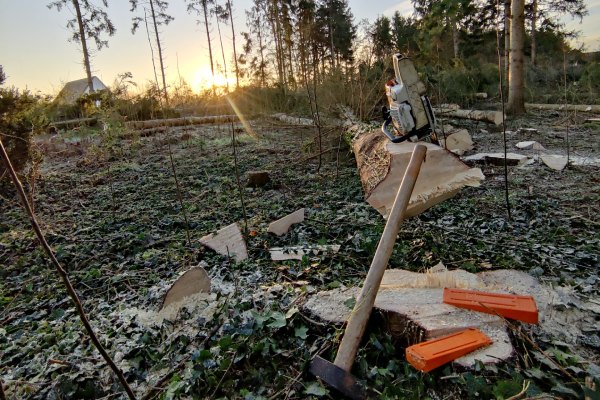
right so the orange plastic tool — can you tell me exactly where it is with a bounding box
[443,288,539,324]
[406,328,492,372]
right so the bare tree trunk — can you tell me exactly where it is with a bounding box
[202,0,216,95]
[452,18,460,59]
[507,0,526,115]
[227,0,240,90]
[504,0,511,83]
[215,10,230,93]
[531,0,537,66]
[149,0,169,104]
[257,21,266,87]
[72,0,94,94]
[144,9,162,109]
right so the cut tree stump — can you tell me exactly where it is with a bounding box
[353,129,484,218]
[162,267,211,310]
[200,223,248,262]
[303,268,600,368]
[125,115,238,130]
[433,108,504,125]
[246,171,271,187]
[267,208,305,236]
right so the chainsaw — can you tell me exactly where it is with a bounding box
[382,54,439,144]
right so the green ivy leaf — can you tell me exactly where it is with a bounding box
[295,325,308,339]
[304,381,329,396]
[267,312,286,329]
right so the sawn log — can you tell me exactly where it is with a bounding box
[125,115,239,130]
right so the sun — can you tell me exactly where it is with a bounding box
[192,66,236,93]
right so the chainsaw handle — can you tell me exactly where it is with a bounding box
[382,117,407,143]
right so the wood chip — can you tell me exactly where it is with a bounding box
[541,155,568,171]
[516,141,545,150]
[200,223,248,262]
[267,208,305,236]
[463,152,529,166]
[162,267,211,310]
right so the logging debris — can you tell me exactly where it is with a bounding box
[269,245,341,261]
[200,223,248,262]
[541,155,568,171]
[161,267,211,310]
[267,208,305,236]
[516,141,545,150]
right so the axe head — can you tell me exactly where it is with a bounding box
[309,356,367,400]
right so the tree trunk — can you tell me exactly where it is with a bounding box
[227,0,240,90]
[504,0,511,83]
[144,9,162,107]
[531,0,537,66]
[215,11,230,93]
[149,0,169,105]
[202,0,216,95]
[125,115,238,130]
[507,0,526,115]
[72,0,94,94]
[452,18,460,60]
[433,108,505,125]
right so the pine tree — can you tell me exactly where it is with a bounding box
[371,16,393,61]
[48,0,115,94]
[187,0,217,95]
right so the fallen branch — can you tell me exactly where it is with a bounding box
[125,115,239,130]
[0,138,136,400]
[49,117,98,132]
[433,108,504,125]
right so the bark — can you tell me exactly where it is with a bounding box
[72,0,94,94]
[507,0,526,115]
[433,108,505,125]
[125,115,238,130]
[149,0,169,104]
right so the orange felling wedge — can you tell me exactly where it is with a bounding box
[406,328,493,372]
[443,288,539,324]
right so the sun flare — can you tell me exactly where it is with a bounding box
[192,66,236,93]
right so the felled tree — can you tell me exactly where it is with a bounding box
[48,0,115,94]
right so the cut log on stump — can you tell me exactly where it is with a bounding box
[353,129,484,218]
[433,108,504,125]
[125,115,239,130]
[200,223,248,262]
[162,267,211,310]
[268,208,305,236]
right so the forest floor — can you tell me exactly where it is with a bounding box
[1,110,599,399]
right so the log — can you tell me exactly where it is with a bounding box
[526,103,600,113]
[49,117,98,132]
[269,244,340,261]
[125,115,239,130]
[433,108,504,125]
[463,152,530,166]
[353,129,484,218]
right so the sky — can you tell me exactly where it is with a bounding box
[0,0,598,95]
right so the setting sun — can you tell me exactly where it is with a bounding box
[191,66,236,93]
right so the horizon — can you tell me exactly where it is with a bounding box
[1,0,598,96]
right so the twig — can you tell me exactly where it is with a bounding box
[167,142,192,247]
[0,138,136,400]
[230,122,248,235]
[506,379,530,400]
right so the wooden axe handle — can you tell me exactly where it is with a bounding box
[334,144,427,371]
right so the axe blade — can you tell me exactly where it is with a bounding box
[309,356,367,400]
